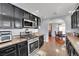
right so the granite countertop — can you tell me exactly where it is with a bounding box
[67,34,79,55]
[0,37,27,48]
[0,32,44,48]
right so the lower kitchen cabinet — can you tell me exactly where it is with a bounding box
[39,35,44,48]
[66,37,79,56]
[17,41,28,56]
[0,41,28,56]
[0,44,17,56]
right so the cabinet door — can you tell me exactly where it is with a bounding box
[39,35,44,48]
[24,12,30,19]
[37,17,41,27]
[34,16,38,28]
[17,41,28,56]
[0,45,17,56]
[74,11,77,28]
[71,15,73,28]
[32,15,35,21]
[77,10,79,27]
[14,7,24,19]
[14,18,23,28]
[19,46,28,56]
[29,14,33,21]
[1,3,14,17]
[1,15,12,28]
[0,3,2,14]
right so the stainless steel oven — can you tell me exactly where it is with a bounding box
[28,37,39,56]
[0,31,12,43]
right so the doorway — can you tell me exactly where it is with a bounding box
[48,19,66,43]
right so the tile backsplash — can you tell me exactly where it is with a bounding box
[0,28,39,36]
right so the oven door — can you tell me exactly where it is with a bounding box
[29,41,38,53]
[28,38,39,56]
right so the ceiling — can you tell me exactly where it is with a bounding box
[12,3,78,19]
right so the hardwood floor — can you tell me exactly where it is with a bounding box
[39,36,68,56]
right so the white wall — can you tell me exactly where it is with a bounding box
[38,19,49,42]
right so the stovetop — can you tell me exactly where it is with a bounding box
[26,34,38,40]
[20,32,38,40]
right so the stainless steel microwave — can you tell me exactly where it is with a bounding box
[0,31,12,43]
[23,19,37,28]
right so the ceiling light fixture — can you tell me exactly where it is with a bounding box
[35,10,39,13]
[68,10,75,14]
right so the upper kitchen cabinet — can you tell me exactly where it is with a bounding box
[0,3,13,28]
[14,7,24,19]
[77,7,79,28]
[71,11,77,29]
[0,3,2,14]
[1,3,14,17]
[1,15,12,29]
[71,11,77,28]
[14,7,24,28]
[71,6,79,29]
[14,18,23,29]
[37,17,41,27]
[24,11,30,19]
[29,14,35,21]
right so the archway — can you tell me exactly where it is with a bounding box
[48,19,65,43]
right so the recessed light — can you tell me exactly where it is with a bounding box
[35,10,39,13]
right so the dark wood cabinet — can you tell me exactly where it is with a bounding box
[0,45,17,56]
[37,17,41,28]
[71,6,79,29]
[14,18,23,28]
[0,3,13,28]
[71,11,77,28]
[17,41,28,56]
[77,9,79,28]
[29,14,33,21]
[14,7,24,19]
[66,37,79,56]
[1,15,12,28]
[14,7,24,28]
[1,3,14,17]
[39,35,44,48]
[0,3,41,29]
[0,41,28,56]
[24,11,30,19]
[0,3,2,14]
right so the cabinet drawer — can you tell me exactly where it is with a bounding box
[18,41,27,48]
[0,45,16,56]
[5,50,17,56]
